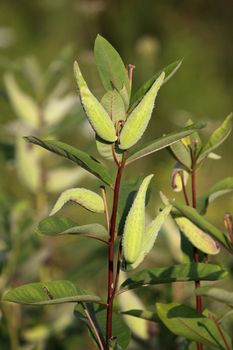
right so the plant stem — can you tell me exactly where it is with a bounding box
[179,170,190,206]
[101,186,110,232]
[106,154,126,348]
[80,302,105,350]
[190,146,203,350]
[209,314,231,350]
[224,213,233,245]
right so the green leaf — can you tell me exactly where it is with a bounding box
[156,303,232,349]
[196,287,233,307]
[196,177,233,214]
[197,113,233,162]
[96,135,123,162]
[120,263,227,291]
[94,35,130,102]
[172,201,233,254]
[3,280,102,305]
[126,123,204,165]
[36,216,108,240]
[24,136,113,186]
[169,140,191,169]
[120,309,158,322]
[130,58,183,109]
[101,90,126,122]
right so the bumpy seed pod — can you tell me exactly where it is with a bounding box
[175,217,220,255]
[73,61,117,143]
[126,204,172,270]
[50,188,104,215]
[119,72,165,150]
[122,174,154,264]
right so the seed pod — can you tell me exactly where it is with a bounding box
[73,61,117,143]
[119,72,165,150]
[175,216,220,255]
[50,188,104,215]
[170,163,189,192]
[126,204,172,270]
[122,174,154,264]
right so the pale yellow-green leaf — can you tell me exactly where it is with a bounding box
[127,205,172,269]
[73,61,117,142]
[4,73,39,128]
[119,72,165,150]
[162,215,182,263]
[122,174,154,264]
[44,94,77,126]
[207,152,221,160]
[50,188,104,215]
[175,217,220,255]
[16,137,41,192]
[117,272,149,340]
[46,167,88,193]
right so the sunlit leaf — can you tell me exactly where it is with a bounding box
[120,309,158,322]
[120,263,227,291]
[24,136,113,186]
[3,280,102,305]
[94,35,130,102]
[44,94,77,126]
[130,59,183,109]
[36,216,108,241]
[196,177,233,214]
[197,113,233,162]
[156,303,232,349]
[126,122,204,165]
[46,167,87,193]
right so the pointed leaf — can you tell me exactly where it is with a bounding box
[175,217,220,255]
[130,59,183,108]
[94,35,130,99]
[172,201,233,254]
[156,303,232,349]
[36,216,108,240]
[120,263,227,291]
[3,280,102,305]
[126,123,205,165]
[196,287,233,308]
[49,188,104,215]
[196,177,233,214]
[169,140,191,169]
[46,167,87,193]
[197,113,233,162]
[101,90,126,122]
[24,136,113,186]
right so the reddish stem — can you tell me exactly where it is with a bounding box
[209,314,231,350]
[179,170,190,206]
[106,154,126,348]
[224,213,233,245]
[190,145,203,350]
[127,64,136,90]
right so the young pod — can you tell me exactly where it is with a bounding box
[73,61,117,143]
[50,188,105,215]
[119,72,165,150]
[122,174,154,264]
[175,217,220,255]
[126,204,172,270]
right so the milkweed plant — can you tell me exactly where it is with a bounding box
[2,35,233,350]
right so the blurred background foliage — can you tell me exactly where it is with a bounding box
[0,0,232,349]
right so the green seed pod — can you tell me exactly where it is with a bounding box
[119,72,165,150]
[175,217,220,255]
[50,188,104,215]
[122,174,154,264]
[126,204,172,270]
[73,61,117,143]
